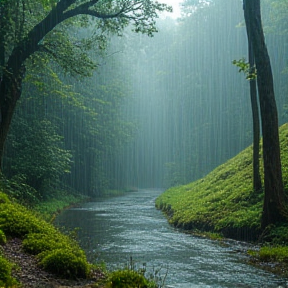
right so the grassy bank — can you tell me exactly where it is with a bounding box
[0,191,95,285]
[156,124,288,255]
[0,190,161,287]
[33,192,88,221]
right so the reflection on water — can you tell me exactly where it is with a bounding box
[55,189,288,288]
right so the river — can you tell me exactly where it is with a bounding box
[55,189,288,287]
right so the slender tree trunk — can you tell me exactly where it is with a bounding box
[243,3,262,193]
[249,50,262,194]
[244,0,285,229]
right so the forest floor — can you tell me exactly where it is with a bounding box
[2,238,105,288]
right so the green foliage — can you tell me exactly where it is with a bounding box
[102,257,165,288]
[4,117,72,199]
[0,200,50,237]
[39,249,90,278]
[260,224,288,245]
[156,123,288,237]
[163,162,185,188]
[0,174,40,207]
[41,29,99,77]
[250,246,288,264]
[263,0,288,36]
[105,269,152,288]
[22,233,72,255]
[0,192,92,279]
[0,229,6,245]
[0,255,18,288]
[34,193,87,221]
[232,58,257,80]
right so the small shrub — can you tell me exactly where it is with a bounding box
[0,203,50,237]
[258,246,288,263]
[0,174,40,206]
[105,269,151,288]
[0,229,6,245]
[0,255,18,287]
[39,249,90,278]
[22,233,69,255]
[267,224,288,245]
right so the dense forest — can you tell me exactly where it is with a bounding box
[1,0,288,287]
[1,0,287,200]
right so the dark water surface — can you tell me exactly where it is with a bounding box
[55,189,287,287]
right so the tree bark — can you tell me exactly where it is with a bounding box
[0,71,24,167]
[243,0,285,229]
[243,3,262,194]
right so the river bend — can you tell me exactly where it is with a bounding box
[55,189,288,287]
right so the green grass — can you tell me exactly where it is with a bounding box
[0,192,93,280]
[33,192,88,221]
[156,123,288,240]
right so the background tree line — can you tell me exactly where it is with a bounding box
[116,0,288,189]
[0,0,287,205]
[0,0,170,201]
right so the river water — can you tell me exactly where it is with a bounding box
[55,189,288,287]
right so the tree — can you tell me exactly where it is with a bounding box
[243,5,262,194]
[243,0,285,229]
[0,0,171,169]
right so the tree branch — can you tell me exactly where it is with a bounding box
[6,0,170,76]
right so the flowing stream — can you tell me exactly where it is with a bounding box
[55,189,288,287]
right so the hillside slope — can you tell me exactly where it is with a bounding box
[156,123,288,241]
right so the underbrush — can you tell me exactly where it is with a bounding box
[0,192,92,280]
[33,192,87,221]
[250,246,288,263]
[102,257,167,288]
[105,270,155,288]
[0,254,18,288]
[0,226,17,287]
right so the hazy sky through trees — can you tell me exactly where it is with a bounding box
[159,0,183,18]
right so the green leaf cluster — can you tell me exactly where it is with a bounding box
[232,58,257,80]
[0,255,18,288]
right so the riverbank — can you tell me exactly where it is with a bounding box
[0,191,103,287]
[2,238,105,288]
[155,124,288,271]
[0,190,160,288]
[55,189,288,286]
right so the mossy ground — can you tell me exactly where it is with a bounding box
[156,123,288,268]
[0,192,95,284]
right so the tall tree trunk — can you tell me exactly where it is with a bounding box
[244,0,285,229]
[243,3,262,194]
[0,71,24,168]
